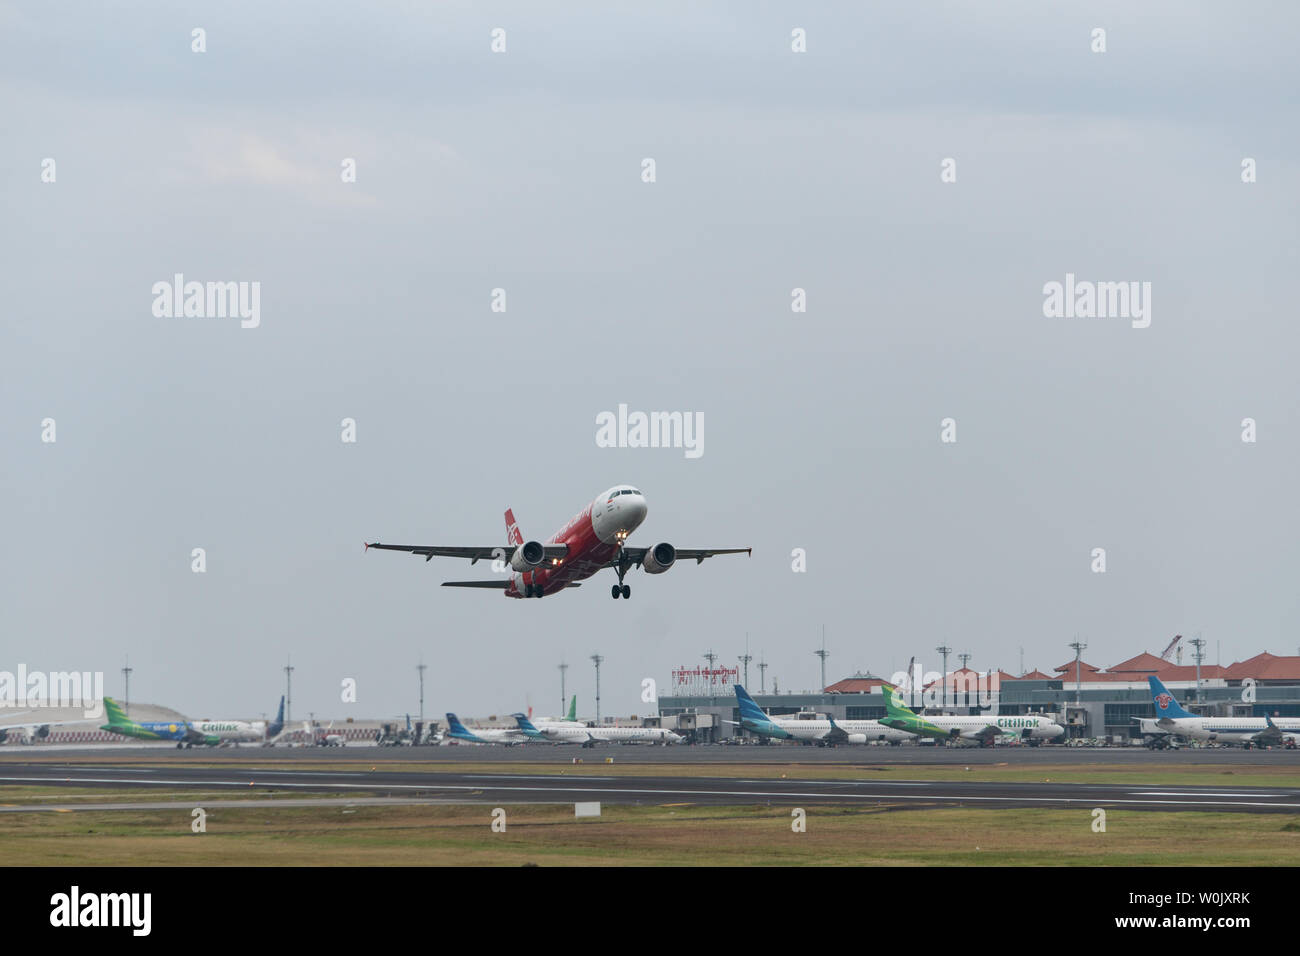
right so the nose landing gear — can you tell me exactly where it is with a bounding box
[610,551,633,599]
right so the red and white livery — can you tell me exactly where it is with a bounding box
[366,484,750,599]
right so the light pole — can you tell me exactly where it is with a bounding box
[814,632,830,692]
[758,658,767,694]
[559,661,568,716]
[591,654,604,725]
[739,634,752,688]
[1068,640,1087,707]
[703,650,717,696]
[284,657,294,726]
[935,645,951,710]
[121,657,133,718]
[1190,635,1206,705]
[417,660,427,722]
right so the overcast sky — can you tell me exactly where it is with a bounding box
[3,3,1298,721]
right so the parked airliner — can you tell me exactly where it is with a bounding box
[445,713,526,745]
[513,713,681,746]
[1143,676,1299,749]
[732,685,914,745]
[366,485,750,599]
[880,683,1064,745]
[191,696,285,745]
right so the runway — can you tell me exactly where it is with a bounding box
[4,742,1298,765]
[2,759,1298,813]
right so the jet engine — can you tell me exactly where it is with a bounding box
[509,540,546,571]
[642,543,676,574]
[845,734,867,744]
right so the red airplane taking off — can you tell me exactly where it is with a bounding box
[365,484,750,599]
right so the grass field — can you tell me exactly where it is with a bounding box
[2,798,1298,866]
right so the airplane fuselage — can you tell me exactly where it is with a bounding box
[749,717,911,745]
[505,487,646,599]
[543,725,681,745]
[922,714,1065,742]
[191,720,265,743]
[1152,716,1300,747]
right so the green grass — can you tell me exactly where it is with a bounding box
[1,800,1297,866]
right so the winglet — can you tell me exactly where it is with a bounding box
[364,541,371,552]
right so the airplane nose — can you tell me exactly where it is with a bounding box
[627,496,647,524]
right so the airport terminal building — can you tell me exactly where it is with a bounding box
[657,650,1300,743]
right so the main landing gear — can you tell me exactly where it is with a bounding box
[610,583,631,599]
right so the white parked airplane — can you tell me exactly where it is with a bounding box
[733,685,913,745]
[191,696,286,745]
[0,709,107,745]
[445,713,526,745]
[880,684,1065,745]
[1143,677,1300,749]
[513,714,680,747]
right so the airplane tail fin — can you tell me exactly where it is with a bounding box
[880,682,916,718]
[103,697,130,726]
[567,695,577,721]
[1148,676,1195,719]
[513,713,540,733]
[504,509,524,547]
[269,695,286,736]
[446,712,471,736]
[733,685,769,723]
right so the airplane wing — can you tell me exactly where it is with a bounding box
[823,719,848,744]
[181,724,215,745]
[1251,717,1287,746]
[0,714,105,734]
[970,724,1004,742]
[441,581,581,589]
[1132,717,1170,736]
[622,547,751,565]
[365,543,568,564]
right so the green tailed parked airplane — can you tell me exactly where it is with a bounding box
[100,697,220,749]
[881,682,1064,745]
[879,683,951,741]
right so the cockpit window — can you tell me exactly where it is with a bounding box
[630,489,641,495]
